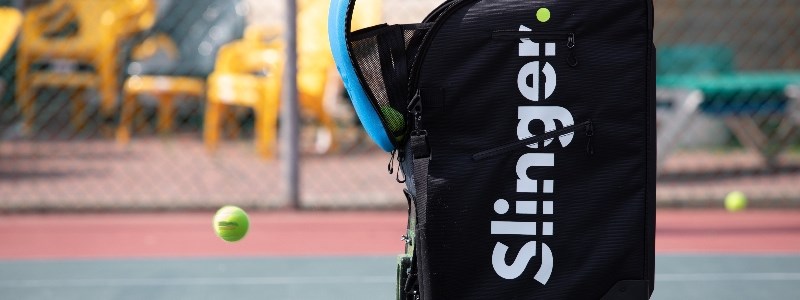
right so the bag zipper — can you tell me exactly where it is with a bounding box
[472,120,593,161]
[405,0,589,159]
[492,30,578,67]
[408,0,476,100]
[491,30,571,39]
[423,0,460,22]
[387,90,423,182]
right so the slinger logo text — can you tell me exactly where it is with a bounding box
[491,23,575,285]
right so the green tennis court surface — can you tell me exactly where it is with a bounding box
[1,255,798,299]
[1,210,798,299]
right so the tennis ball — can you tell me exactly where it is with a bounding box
[536,8,551,23]
[724,191,747,212]
[213,205,250,242]
[380,105,405,135]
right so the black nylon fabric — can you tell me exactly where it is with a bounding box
[410,132,433,299]
[404,0,655,299]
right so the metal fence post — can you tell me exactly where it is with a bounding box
[281,0,300,209]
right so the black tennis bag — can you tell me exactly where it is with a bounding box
[331,0,656,299]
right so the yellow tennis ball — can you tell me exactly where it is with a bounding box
[724,191,747,212]
[536,8,551,23]
[380,105,405,140]
[213,205,250,242]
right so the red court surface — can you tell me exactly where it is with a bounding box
[1,209,799,260]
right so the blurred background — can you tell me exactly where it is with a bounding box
[0,0,800,300]
[0,0,798,211]
[0,0,799,299]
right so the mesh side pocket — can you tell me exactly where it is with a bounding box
[348,23,431,146]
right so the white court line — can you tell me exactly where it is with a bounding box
[657,273,800,282]
[3,273,799,288]
[0,276,395,288]
[0,273,800,288]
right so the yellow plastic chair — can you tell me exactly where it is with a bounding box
[0,7,21,58]
[15,0,156,134]
[114,32,207,143]
[201,0,381,156]
[115,0,247,144]
[0,7,21,101]
[204,26,284,158]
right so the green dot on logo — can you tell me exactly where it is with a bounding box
[537,8,551,23]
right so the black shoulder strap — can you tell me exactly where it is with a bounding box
[409,131,431,299]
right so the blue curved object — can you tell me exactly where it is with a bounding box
[328,0,394,152]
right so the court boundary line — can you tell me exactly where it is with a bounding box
[657,273,800,282]
[0,276,396,288]
[3,272,800,288]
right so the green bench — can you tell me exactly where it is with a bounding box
[656,45,800,169]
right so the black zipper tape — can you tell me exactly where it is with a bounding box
[408,0,475,97]
[472,120,592,161]
[492,31,578,67]
[491,30,572,40]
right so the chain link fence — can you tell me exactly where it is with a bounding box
[0,0,798,212]
[654,0,800,207]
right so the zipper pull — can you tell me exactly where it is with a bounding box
[396,162,406,183]
[395,148,406,183]
[388,148,408,183]
[407,90,424,135]
[585,120,594,156]
[567,33,578,67]
[388,149,396,174]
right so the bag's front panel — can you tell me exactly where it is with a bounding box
[416,0,653,298]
